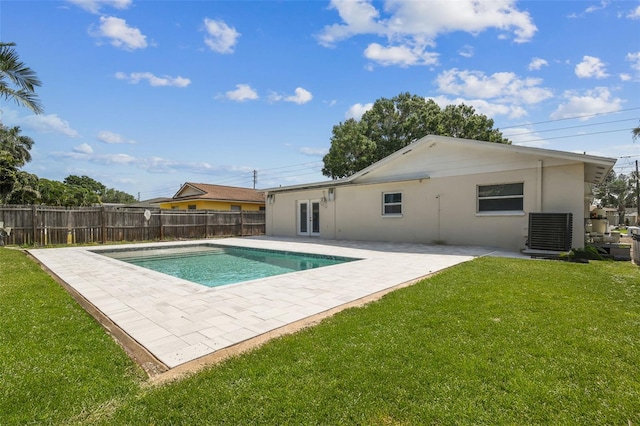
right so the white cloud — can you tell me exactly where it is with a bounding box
[626,51,640,78]
[345,102,374,120]
[91,16,147,50]
[268,87,313,104]
[267,91,283,103]
[115,72,191,87]
[458,45,474,58]
[627,5,640,19]
[316,0,384,47]
[569,0,609,18]
[224,84,258,102]
[364,43,438,67]
[202,18,240,54]
[585,0,609,14]
[95,153,137,165]
[620,73,632,81]
[299,147,327,156]
[97,130,136,144]
[575,55,609,79]
[528,57,548,71]
[435,68,553,105]
[50,148,256,177]
[504,127,550,148]
[429,95,527,119]
[67,0,131,14]
[140,156,252,175]
[550,87,623,121]
[53,151,136,165]
[317,0,537,67]
[73,143,93,154]
[285,87,313,104]
[22,114,80,137]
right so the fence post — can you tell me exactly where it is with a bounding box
[205,210,210,238]
[159,210,164,240]
[239,211,244,237]
[32,205,38,246]
[101,206,107,244]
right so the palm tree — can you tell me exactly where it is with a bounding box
[0,123,33,167]
[0,42,43,114]
[0,123,35,204]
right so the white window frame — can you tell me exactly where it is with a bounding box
[477,183,524,215]
[382,191,403,217]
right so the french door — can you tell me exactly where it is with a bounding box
[297,200,320,236]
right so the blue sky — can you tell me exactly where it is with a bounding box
[2,0,639,200]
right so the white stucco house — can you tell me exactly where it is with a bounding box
[264,135,617,252]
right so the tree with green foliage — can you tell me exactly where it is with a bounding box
[322,92,510,179]
[594,170,637,225]
[3,170,39,204]
[0,124,33,166]
[37,178,68,206]
[102,187,137,204]
[0,41,42,203]
[0,124,35,204]
[61,175,136,205]
[0,42,43,114]
[63,175,106,198]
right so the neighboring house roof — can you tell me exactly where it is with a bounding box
[169,182,265,204]
[266,135,617,193]
[128,197,171,208]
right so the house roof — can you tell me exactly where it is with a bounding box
[170,182,265,204]
[265,134,617,193]
[128,197,171,208]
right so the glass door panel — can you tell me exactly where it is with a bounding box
[298,201,308,235]
[311,201,320,235]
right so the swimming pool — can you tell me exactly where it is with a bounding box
[97,244,359,287]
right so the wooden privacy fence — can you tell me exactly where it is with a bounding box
[0,205,265,246]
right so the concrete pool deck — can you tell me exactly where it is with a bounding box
[28,237,528,380]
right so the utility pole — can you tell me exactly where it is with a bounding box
[253,170,257,189]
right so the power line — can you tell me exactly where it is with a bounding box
[503,118,638,138]
[514,127,635,145]
[257,160,323,172]
[137,161,326,198]
[499,106,640,130]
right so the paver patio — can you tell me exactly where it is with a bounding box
[28,236,525,377]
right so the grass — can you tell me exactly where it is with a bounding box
[1,247,639,425]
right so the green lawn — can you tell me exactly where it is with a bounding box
[1,247,639,425]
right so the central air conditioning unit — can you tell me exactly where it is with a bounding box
[527,212,573,251]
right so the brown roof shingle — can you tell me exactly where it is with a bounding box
[173,182,265,203]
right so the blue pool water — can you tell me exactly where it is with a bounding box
[99,245,358,287]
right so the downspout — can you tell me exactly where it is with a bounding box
[536,160,542,212]
[333,192,337,239]
[436,194,441,243]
